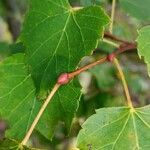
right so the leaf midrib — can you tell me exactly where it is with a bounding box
[40,11,72,85]
[79,112,129,146]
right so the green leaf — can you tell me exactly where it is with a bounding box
[0,54,80,141]
[137,26,150,76]
[0,54,41,141]
[36,82,81,139]
[77,106,150,149]
[0,139,34,150]
[0,42,25,60]
[9,42,26,55]
[21,0,109,139]
[21,0,109,96]
[119,0,150,21]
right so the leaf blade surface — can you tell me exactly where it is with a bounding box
[77,106,150,150]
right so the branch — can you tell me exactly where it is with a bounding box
[21,38,137,146]
[115,42,137,54]
[20,0,139,145]
[104,32,130,44]
[69,42,136,79]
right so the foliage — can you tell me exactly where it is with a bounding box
[77,106,150,149]
[0,0,150,149]
[0,54,40,141]
[0,139,33,150]
[21,0,109,140]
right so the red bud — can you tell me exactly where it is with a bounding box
[107,53,115,62]
[57,73,70,85]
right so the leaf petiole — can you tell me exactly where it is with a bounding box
[21,84,60,146]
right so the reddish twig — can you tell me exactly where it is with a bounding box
[115,42,137,55]
[22,31,137,146]
[104,32,130,44]
[57,42,137,84]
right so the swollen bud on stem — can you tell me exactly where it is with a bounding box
[57,73,70,85]
[107,53,116,62]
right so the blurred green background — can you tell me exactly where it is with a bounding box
[0,0,150,149]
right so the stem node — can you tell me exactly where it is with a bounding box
[107,53,116,62]
[57,73,70,85]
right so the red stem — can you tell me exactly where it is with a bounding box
[57,34,137,85]
[104,32,130,44]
